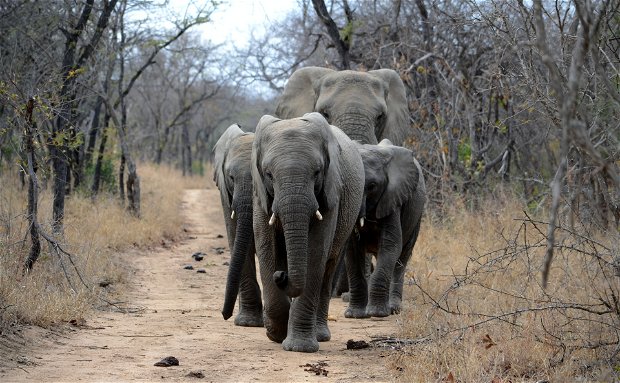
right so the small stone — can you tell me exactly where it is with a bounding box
[216,234,224,238]
[154,356,179,367]
[196,268,207,273]
[223,261,230,266]
[183,265,194,270]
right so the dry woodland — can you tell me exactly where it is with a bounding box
[0,0,619,382]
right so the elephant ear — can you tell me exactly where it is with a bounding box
[369,69,409,146]
[252,115,281,214]
[275,67,334,118]
[375,145,419,219]
[213,124,245,205]
[301,112,342,210]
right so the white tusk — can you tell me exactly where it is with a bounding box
[269,213,276,225]
[315,210,323,221]
[360,217,364,227]
[231,210,235,219]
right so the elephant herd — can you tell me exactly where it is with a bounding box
[213,67,426,353]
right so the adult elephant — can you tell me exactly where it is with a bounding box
[275,67,410,145]
[252,113,364,352]
[345,139,426,318]
[213,124,263,327]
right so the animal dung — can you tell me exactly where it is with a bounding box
[192,252,205,261]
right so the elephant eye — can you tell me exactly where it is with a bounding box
[320,110,330,120]
[376,112,386,123]
[265,170,273,180]
[368,182,377,190]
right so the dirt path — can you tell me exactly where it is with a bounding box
[2,189,399,382]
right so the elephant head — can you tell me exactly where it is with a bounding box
[213,124,256,320]
[358,139,420,222]
[275,67,409,145]
[252,113,342,298]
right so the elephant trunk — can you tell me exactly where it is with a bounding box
[275,190,317,298]
[222,190,253,320]
[333,111,378,144]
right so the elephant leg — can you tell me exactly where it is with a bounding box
[235,252,264,327]
[344,235,369,318]
[330,252,349,297]
[254,209,289,342]
[390,221,420,314]
[316,256,338,342]
[367,214,402,318]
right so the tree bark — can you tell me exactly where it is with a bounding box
[24,98,41,272]
[311,0,351,69]
[91,112,110,195]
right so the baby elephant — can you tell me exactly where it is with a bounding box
[213,124,263,327]
[345,139,426,318]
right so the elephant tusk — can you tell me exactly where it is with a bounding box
[360,217,364,227]
[230,210,235,220]
[269,213,276,225]
[315,210,323,221]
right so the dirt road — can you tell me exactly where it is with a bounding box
[2,189,399,382]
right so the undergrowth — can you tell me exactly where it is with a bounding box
[0,163,210,329]
[390,192,619,382]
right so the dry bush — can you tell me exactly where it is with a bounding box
[390,192,619,382]
[0,163,208,329]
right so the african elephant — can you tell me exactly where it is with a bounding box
[213,124,263,327]
[252,113,364,352]
[345,139,426,318]
[275,67,410,145]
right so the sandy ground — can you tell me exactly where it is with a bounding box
[0,189,401,382]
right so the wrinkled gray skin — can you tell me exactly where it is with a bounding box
[345,139,426,318]
[213,124,263,327]
[275,67,410,146]
[252,113,364,352]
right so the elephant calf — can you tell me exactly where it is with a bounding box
[213,124,263,327]
[252,113,364,352]
[345,139,426,318]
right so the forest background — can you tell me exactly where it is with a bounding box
[1,0,619,381]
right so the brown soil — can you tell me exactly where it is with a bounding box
[0,189,399,382]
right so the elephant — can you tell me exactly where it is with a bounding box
[275,66,410,146]
[213,124,263,327]
[344,139,426,318]
[252,112,364,352]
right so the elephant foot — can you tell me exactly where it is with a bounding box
[389,299,402,315]
[316,324,331,342]
[264,317,287,343]
[234,310,264,327]
[366,304,390,318]
[344,306,370,319]
[282,335,319,353]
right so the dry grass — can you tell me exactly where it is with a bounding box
[0,162,210,328]
[390,192,619,382]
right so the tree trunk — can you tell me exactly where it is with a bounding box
[311,0,351,69]
[24,98,41,272]
[91,113,110,195]
[84,95,104,170]
[119,154,126,204]
[182,123,192,176]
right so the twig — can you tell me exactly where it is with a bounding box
[118,334,172,338]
